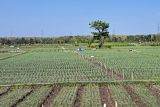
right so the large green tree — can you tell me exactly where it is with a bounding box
[89,20,110,48]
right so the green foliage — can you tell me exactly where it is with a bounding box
[17,86,52,107]
[149,42,160,46]
[0,46,160,106]
[81,84,102,106]
[89,20,109,34]
[0,48,110,85]
[110,85,136,106]
[105,45,112,48]
[139,42,160,46]
[82,46,160,80]
[0,88,30,107]
[90,43,97,48]
[52,86,77,106]
[0,34,160,46]
[104,42,134,46]
[89,20,110,48]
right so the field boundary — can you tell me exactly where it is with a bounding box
[0,51,28,60]
[0,80,160,87]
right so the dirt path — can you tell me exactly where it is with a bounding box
[148,84,160,97]
[123,85,148,107]
[0,87,12,98]
[10,89,34,107]
[99,85,115,107]
[77,53,149,107]
[38,85,62,107]
[104,65,149,107]
[72,85,85,107]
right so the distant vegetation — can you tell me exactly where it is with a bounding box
[0,34,160,47]
[0,46,160,106]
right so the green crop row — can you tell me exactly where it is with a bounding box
[82,46,160,80]
[0,84,160,107]
[0,49,110,85]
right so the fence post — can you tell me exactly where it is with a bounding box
[123,70,124,80]
[103,103,106,107]
[104,64,107,75]
[101,62,103,72]
[112,69,113,79]
[115,101,118,107]
[131,72,133,80]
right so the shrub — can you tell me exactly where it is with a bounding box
[105,45,111,48]
[90,44,97,48]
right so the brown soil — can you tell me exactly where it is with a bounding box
[78,53,149,107]
[38,85,62,107]
[99,85,115,107]
[103,64,149,107]
[0,87,12,98]
[148,84,160,97]
[72,85,85,107]
[10,89,34,107]
[123,85,149,107]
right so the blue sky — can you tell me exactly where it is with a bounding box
[0,0,160,37]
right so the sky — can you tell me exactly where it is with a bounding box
[0,0,160,37]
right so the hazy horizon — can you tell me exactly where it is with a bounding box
[0,0,160,37]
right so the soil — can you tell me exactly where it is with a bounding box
[10,89,34,107]
[77,53,149,107]
[148,84,160,97]
[38,85,62,107]
[0,87,12,98]
[123,84,149,107]
[72,85,85,107]
[99,85,115,107]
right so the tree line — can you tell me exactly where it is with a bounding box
[1,20,160,46]
[0,36,90,45]
[0,34,160,45]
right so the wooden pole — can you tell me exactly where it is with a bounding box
[131,72,133,80]
[123,70,124,80]
[115,101,118,107]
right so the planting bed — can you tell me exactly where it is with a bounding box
[0,46,160,106]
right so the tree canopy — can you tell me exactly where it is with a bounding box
[89,20,110,48]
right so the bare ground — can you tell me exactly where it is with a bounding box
[0,86,12,98]
[72,85,85,107]
[99,85,115,107]
[77,53,149,107]
[123,84,149,107]
[38,85,62,107]
[148,84,160,97]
